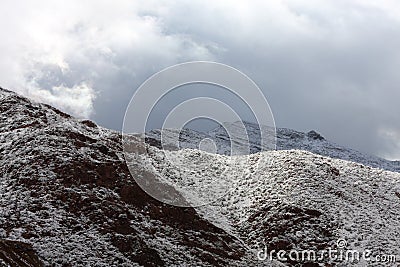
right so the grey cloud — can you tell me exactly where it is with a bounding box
[0,0,399,159]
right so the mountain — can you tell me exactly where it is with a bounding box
[146,122,400,173]
[1,87,399,266]
[142,140,400,266]
[0,87,254,266]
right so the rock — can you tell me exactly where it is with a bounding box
[0,239,43,267]
[306,130,325,141]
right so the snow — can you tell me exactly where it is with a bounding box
[143,124,400,265]
[1,87,399,266]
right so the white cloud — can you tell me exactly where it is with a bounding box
[27,83,96,118]
[0,0,399,159]
[0,0,216,118]
[378,128,400,160]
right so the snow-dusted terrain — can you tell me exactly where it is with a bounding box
[0,88,253,266]
[143,146,400,266]
[146,121,400,173]
[1,87,399,266]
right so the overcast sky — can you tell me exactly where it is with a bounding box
[0,0,399,160]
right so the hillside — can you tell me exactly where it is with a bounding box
[0,87,252,266]
[1,87,399,266]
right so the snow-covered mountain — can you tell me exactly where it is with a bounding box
[144,146,400,266]
[1,87,399,266]
[146,122,400,173]
[0,88,253,266]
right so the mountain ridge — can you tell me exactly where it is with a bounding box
[0,87,253,266]
[1,87,399,266]
[146,121,400,173]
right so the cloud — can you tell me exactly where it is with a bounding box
[27,82,95,119]
[0,0,399,159]
[0,0,216,117]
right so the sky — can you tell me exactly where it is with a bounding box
[0,0,399,160]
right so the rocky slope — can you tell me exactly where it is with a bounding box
[0,87,253,266]
[144,147,400,266]
[1,87,399,266]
